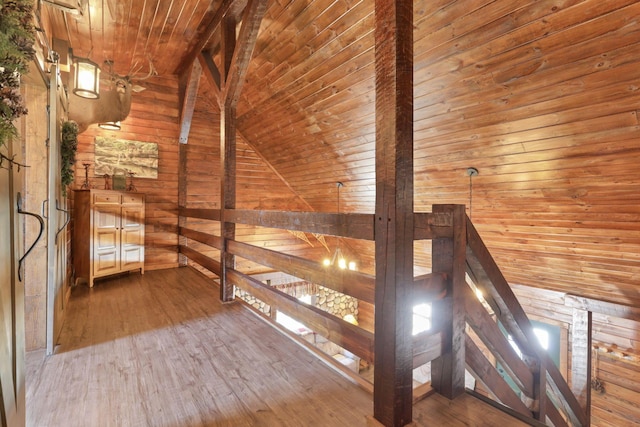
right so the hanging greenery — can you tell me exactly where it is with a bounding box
[61,120,78,195]
[0,0,36,147]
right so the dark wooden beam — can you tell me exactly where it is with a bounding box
[178,245,221,277]
[545,396,569,427]
[179,207,221,221]
[373,0,414,424]
[180,226,223,249]
[466,217,587,426]
[178,144,188,267]
[465,335,533,418]
[414,212,453,239]
[222,0,268,107]
[220,16,236,85]
[413,272,447,303]
[431,205,467,399]
[198,52,221,97]
[228,240,375,303]
[226,268,375,362]
[178,60,202,144]
[464,284,534,398]
[226,209,374,240]
[220,102,236,302]
[533,358,548,422]
[412,331,442,368]
[174,0,247,76]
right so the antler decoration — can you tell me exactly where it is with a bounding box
[129,55,157,81]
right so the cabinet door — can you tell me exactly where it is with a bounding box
[93,205,121,278]
[120,205,144,270]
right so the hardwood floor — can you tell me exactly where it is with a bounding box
[26,266,528,426]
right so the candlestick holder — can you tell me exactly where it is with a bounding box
[126,170,137,192]
[81,163,92,189]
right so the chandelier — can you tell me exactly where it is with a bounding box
[323,182,356,270]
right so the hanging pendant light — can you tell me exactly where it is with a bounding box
[323,182,356,270]
[73,57,100,99]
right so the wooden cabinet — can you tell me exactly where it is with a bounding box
[73,190,145,287]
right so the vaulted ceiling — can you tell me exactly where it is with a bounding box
[41,0,640,306]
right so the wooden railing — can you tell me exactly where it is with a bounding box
[464,215,588,426]
[178,205,588,426]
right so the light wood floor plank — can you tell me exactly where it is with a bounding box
[26,266,529,426]
[27,267,373,426]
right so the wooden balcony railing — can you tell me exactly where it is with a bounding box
[177,205,588,426]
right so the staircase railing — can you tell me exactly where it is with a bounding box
[461,212,588,426]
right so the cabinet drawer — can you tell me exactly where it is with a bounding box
[122,193,144,204]
[93,192,120,204]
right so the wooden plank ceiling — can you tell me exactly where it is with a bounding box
[44,0,640,306]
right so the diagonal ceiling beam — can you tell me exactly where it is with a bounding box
[198,52,222,99]
[222,0,268,108]
[178,60,202,144]
[175,0,248,76]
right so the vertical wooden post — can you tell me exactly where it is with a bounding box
[217,0,266,303]
[571,308,592,425]
[220,102,236,302]
[533,357,547,422]
[431,205,467,399]
[373,0,414,425]
[177,61,201,267]
[178,143,188,267]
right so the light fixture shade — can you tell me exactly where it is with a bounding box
[98,121,121,131]
[73,57,100,99]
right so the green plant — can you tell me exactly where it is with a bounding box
[61,120,79,195]
[0,0,36,146]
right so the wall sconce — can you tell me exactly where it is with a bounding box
[73,57,100,99]
[98,121,121,131]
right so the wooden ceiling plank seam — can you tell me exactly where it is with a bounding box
[246,12,374,112]
[414,0,640,102]
[417,0,635,75]
[415,132,640,176]
[414,47,640,132]
[414,0,540,60]
[238,106,374,153]
[247,0,319,62]
[162,0,190,61]
[238,43,374,131]
[129,0,152,69]
[148,0,177,57]
[247,0,350,73]
[413,76,640,148]
[413,0,458,24]
[140,0,166,60]
[240,3,373,110]
[414,121,640,164]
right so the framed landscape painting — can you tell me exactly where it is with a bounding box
[94,136,158,179]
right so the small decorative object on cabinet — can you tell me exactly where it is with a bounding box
[73,189,145,287]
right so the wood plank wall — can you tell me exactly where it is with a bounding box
[72,76,181,272]
[512,285,640,426]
